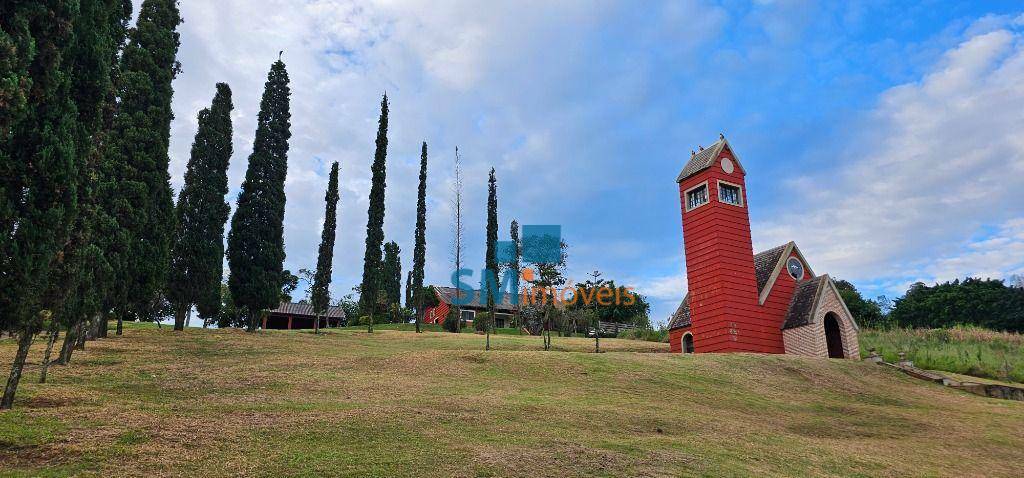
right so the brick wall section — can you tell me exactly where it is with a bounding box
[783,281,860,359]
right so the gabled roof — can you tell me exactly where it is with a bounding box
[667,242,814,331]
[267,301,346,319]
[668,293,691,330]
[782,275,826,329]
[433,286,518,312]
[753,244,789,293]
[756,241,815,305]
[782,274,859,331]
[675,136,745,183]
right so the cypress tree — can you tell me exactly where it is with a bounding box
[382,241,402,308]
[227,57,291,332]
[53,0,131,363]
[508,219,521,327]
[359,95,389,316]
[167,83,234,331]
[483,168,499,349]
[410,142,428,332]
[311,161,340,334]
[104,0,182,335]
[0,2,79,409]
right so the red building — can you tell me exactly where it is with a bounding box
[668,135,859,358]
[423,287,517,328]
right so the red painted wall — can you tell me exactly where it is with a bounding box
[424,301,450,324]
[679,145,785,354]
[669,327,689,353]
[759,252,811,331]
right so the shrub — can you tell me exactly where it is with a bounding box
[617,327,669,343]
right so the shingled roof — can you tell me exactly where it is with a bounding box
[675,136,745,183]
[667,242,803,331]
[668,294,691,329]
[782,275,826,329]
[434,286,518,312]
[753,243,789,292]
[267,301,346,319]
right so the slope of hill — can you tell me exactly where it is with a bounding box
[1,325,1022,477]
[859,327,1024,383]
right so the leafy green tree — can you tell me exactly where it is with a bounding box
[382,241,403,308]
[106,0,183,334]
[167,83,234,330]
[568,279,650,329]
[521,236,568,350]
[227,58,291,332]
[359,95,389,316]
[410,142,428,332]
[0,1,80,409]
[481,168,499,349]
[833,279,888,329]
[311,162,340,333]
[889,278,1023,332]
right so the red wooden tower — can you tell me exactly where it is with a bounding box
[668,134,860,358]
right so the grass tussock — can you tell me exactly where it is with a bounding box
[0,324,1021,477]
[859,326,1024,383]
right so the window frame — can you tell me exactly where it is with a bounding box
[683,180,710,212]
[786,257,804,281]
[717,179,744,207]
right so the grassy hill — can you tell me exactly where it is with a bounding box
[1,325,1022,477]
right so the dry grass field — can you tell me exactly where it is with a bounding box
[1,324,1023,477]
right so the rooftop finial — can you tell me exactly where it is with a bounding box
[691,150,696,158]
[698,145,704,151]
[719,132,725,140]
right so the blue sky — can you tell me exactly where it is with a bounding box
[164,1,1024,325]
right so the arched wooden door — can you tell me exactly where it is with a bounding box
[824,313,844,358]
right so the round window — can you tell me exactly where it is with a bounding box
[787,257,804,280]
[721,157,735,174]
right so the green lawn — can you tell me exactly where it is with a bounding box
[859,327,1024,383]
[1,324,1022,477]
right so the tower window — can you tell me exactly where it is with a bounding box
[718,181,743,206]
[685,183,709,211]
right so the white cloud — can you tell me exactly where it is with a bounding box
[755,23,1024,292]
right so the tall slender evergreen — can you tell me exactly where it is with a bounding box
[383,241,402,307]
[54,0,131,362]
[168,83,234,330]
[227,57,292,332]
[311,161,340,334]
[1,2,80,409]
[411,142,428,332]
[508,219,521,326]
[359,95,389,316]
[483,168,499,349]
[104,0,182,335]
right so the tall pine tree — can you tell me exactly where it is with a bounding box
[410,141,428,332]
[358,95,389,316]
[167,83,234,330]
[52,0,131,363]
[227,57,291,332]
[104,0,182,335]
[311,161,340,334]
[508,219,521,327]
[0,1,79,409]
[482,168,499,349]
[382,241,402,308]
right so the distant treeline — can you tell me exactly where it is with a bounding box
[837,277,1024,333]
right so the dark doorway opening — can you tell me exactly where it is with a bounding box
[683,333,694,353]
[824,313,844,358]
